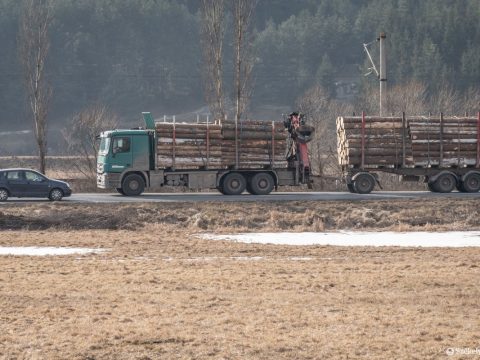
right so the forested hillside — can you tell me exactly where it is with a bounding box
[0,0,479,131]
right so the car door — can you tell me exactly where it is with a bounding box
[25,170,49,197]
[6,170,28,196]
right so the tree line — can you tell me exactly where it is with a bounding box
[1,0,479,128]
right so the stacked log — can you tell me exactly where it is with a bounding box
[408,116,479,166]
[155,120,288,169]
[221,121,287,168]
[156,122,222,168]
[337,115,480,168]
[336,116,413,167]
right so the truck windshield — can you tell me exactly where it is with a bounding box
[99,137,110,155]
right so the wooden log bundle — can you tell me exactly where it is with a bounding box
[336,116,412,167]
[337,115,480,168]
[155,120,288,169]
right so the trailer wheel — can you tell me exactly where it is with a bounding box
[122,174,145,196]
[249,172,274,195]
[221,172,246,195]
[462,173,480,193]
[353,173,375,194]
[427,182,437,192]
[346,183,356,193]
[431,173,456,193]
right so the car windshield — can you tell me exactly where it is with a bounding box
[99,137,110,155]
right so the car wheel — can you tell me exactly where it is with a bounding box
[49,188,64,201]
[0,188,9,201]
[122,174,145,196]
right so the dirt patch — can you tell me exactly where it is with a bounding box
[0,198,478,232]
[0,228,479,359]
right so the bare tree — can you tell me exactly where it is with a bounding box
[200,0,226,123]
[18,0,53,174]
[63,105,118,180]
[462,87,480,115]
[233,0,257,124]
[428,84,460,115]
[387,81,427,115]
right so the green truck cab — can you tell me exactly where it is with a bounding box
[97,128,157,195]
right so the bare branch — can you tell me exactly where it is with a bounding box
[63,105,118,180]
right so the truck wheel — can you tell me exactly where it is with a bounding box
[221,172,246,195]
[432,174,456,193]
[0,188,9,201]
[353,173,375,194]
[217,186,226,195]
[249,172,274,195]
[462,173,480,193]
[122,174,145,196]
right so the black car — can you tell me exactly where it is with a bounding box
[0,168,72,201]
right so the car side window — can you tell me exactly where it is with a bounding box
[6,171,21,180]
[112,137,131,153]
[25,171,45,182]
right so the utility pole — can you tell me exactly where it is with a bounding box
[379,32,387,116]
[363,32,387,115]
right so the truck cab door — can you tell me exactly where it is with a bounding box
[110,136,133,173]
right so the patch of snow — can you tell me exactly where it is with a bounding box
[0,247,107,256]
[199,231,480,248]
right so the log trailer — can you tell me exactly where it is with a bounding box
[337,112,480,194]
[97,112,314,195]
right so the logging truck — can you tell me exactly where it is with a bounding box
[337,112,480,194]
[97,112,314,195]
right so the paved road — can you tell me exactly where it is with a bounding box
[2,191,480,203]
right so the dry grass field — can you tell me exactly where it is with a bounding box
[1,199,479,359]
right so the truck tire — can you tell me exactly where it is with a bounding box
[216,183,226,195]
[122,174,145,196]
[431,173,456,193]
[221,172,246,195]
[249,172,274,195]
[456,182,466,192]
[462,173,480,193]
[353,173,375,194]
